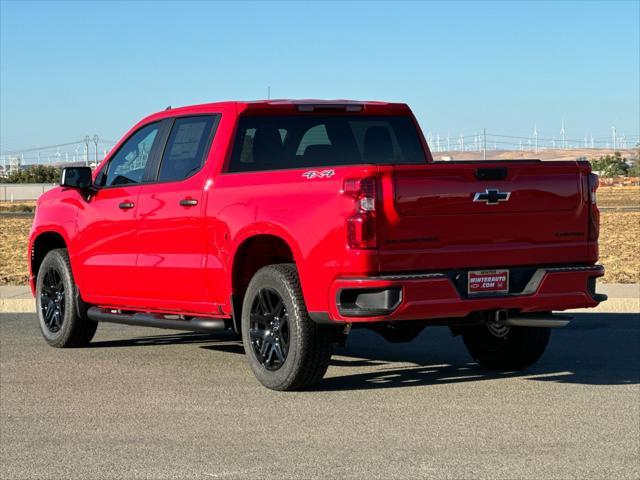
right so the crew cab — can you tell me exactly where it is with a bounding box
[29,100,606,390]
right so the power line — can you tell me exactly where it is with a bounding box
[1,140,86,156]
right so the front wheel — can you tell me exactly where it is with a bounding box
[241,264,333,391]
[36,249,97,348]
[461,323,550,370]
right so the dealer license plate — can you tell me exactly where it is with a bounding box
[467,269,509,295]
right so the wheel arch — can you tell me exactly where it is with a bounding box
[230,232,301,332]
[30,230,69,281]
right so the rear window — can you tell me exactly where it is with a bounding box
[228,115,426,172]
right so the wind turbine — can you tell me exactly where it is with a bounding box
[560,120,566,150]
[533,124,539,153]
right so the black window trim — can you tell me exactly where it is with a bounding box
[146,113,221,186]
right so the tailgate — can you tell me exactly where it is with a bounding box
[377,161,591,272]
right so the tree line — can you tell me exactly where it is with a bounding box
[589,152,640,178]
[2,165,62,183]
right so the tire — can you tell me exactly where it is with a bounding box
[241,264,333,391]
[36,249,97,348]
[461,324,550,370]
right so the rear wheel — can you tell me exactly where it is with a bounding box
[241,264,333,391]
[36,249,97,348]
[461,323,550,370]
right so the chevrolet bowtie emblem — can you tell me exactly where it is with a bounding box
[473,188,511,205]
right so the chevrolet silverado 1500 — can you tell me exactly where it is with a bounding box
[29,100,606,390]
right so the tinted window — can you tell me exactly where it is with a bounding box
[157,116,217,182]
[102,122,160,186]
[228,115,426,172]
[296,124,330,155]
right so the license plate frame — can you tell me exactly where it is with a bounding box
[467,269,509,296]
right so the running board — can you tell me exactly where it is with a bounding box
[496,312,571,328]
[87,307,227,333]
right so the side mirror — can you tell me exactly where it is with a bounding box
[61,167,93,190]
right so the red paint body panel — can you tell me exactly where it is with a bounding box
[29,100,604,321]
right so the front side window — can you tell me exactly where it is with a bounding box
[228,115,426,172]
[157,115,218,182]
[101,122,160,186]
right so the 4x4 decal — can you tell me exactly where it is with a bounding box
[302,169,335,179]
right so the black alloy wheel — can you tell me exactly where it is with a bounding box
[40,267,65,333]
[249,288,290,370]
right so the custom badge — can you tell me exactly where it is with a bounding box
[302,169,335,179]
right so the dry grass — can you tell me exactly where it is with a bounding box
[1,211,638,286]
[598,212,640,283]
[598,186,639,208]
[0,217,31,285]
[0,201,36,213]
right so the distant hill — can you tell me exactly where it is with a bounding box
[432,148,638,162]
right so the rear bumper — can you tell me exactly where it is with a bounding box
[317,265,605,323]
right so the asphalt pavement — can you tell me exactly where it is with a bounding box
[1,312,639,479]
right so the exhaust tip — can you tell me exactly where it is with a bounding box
[495,312,572,328]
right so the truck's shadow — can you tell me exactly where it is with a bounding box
[89,312,639,390]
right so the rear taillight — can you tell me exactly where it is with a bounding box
[343,177,377,249]
[588,173,600,241]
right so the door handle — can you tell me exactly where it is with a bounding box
[118,202,135,210]
[180,198,198,207]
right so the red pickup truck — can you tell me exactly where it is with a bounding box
[29,100,606,390]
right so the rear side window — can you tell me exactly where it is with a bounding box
[100,122,160,186]
[228,115,426,172]
[157,115,218,182]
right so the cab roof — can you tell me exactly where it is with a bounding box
[142,99,412,123]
